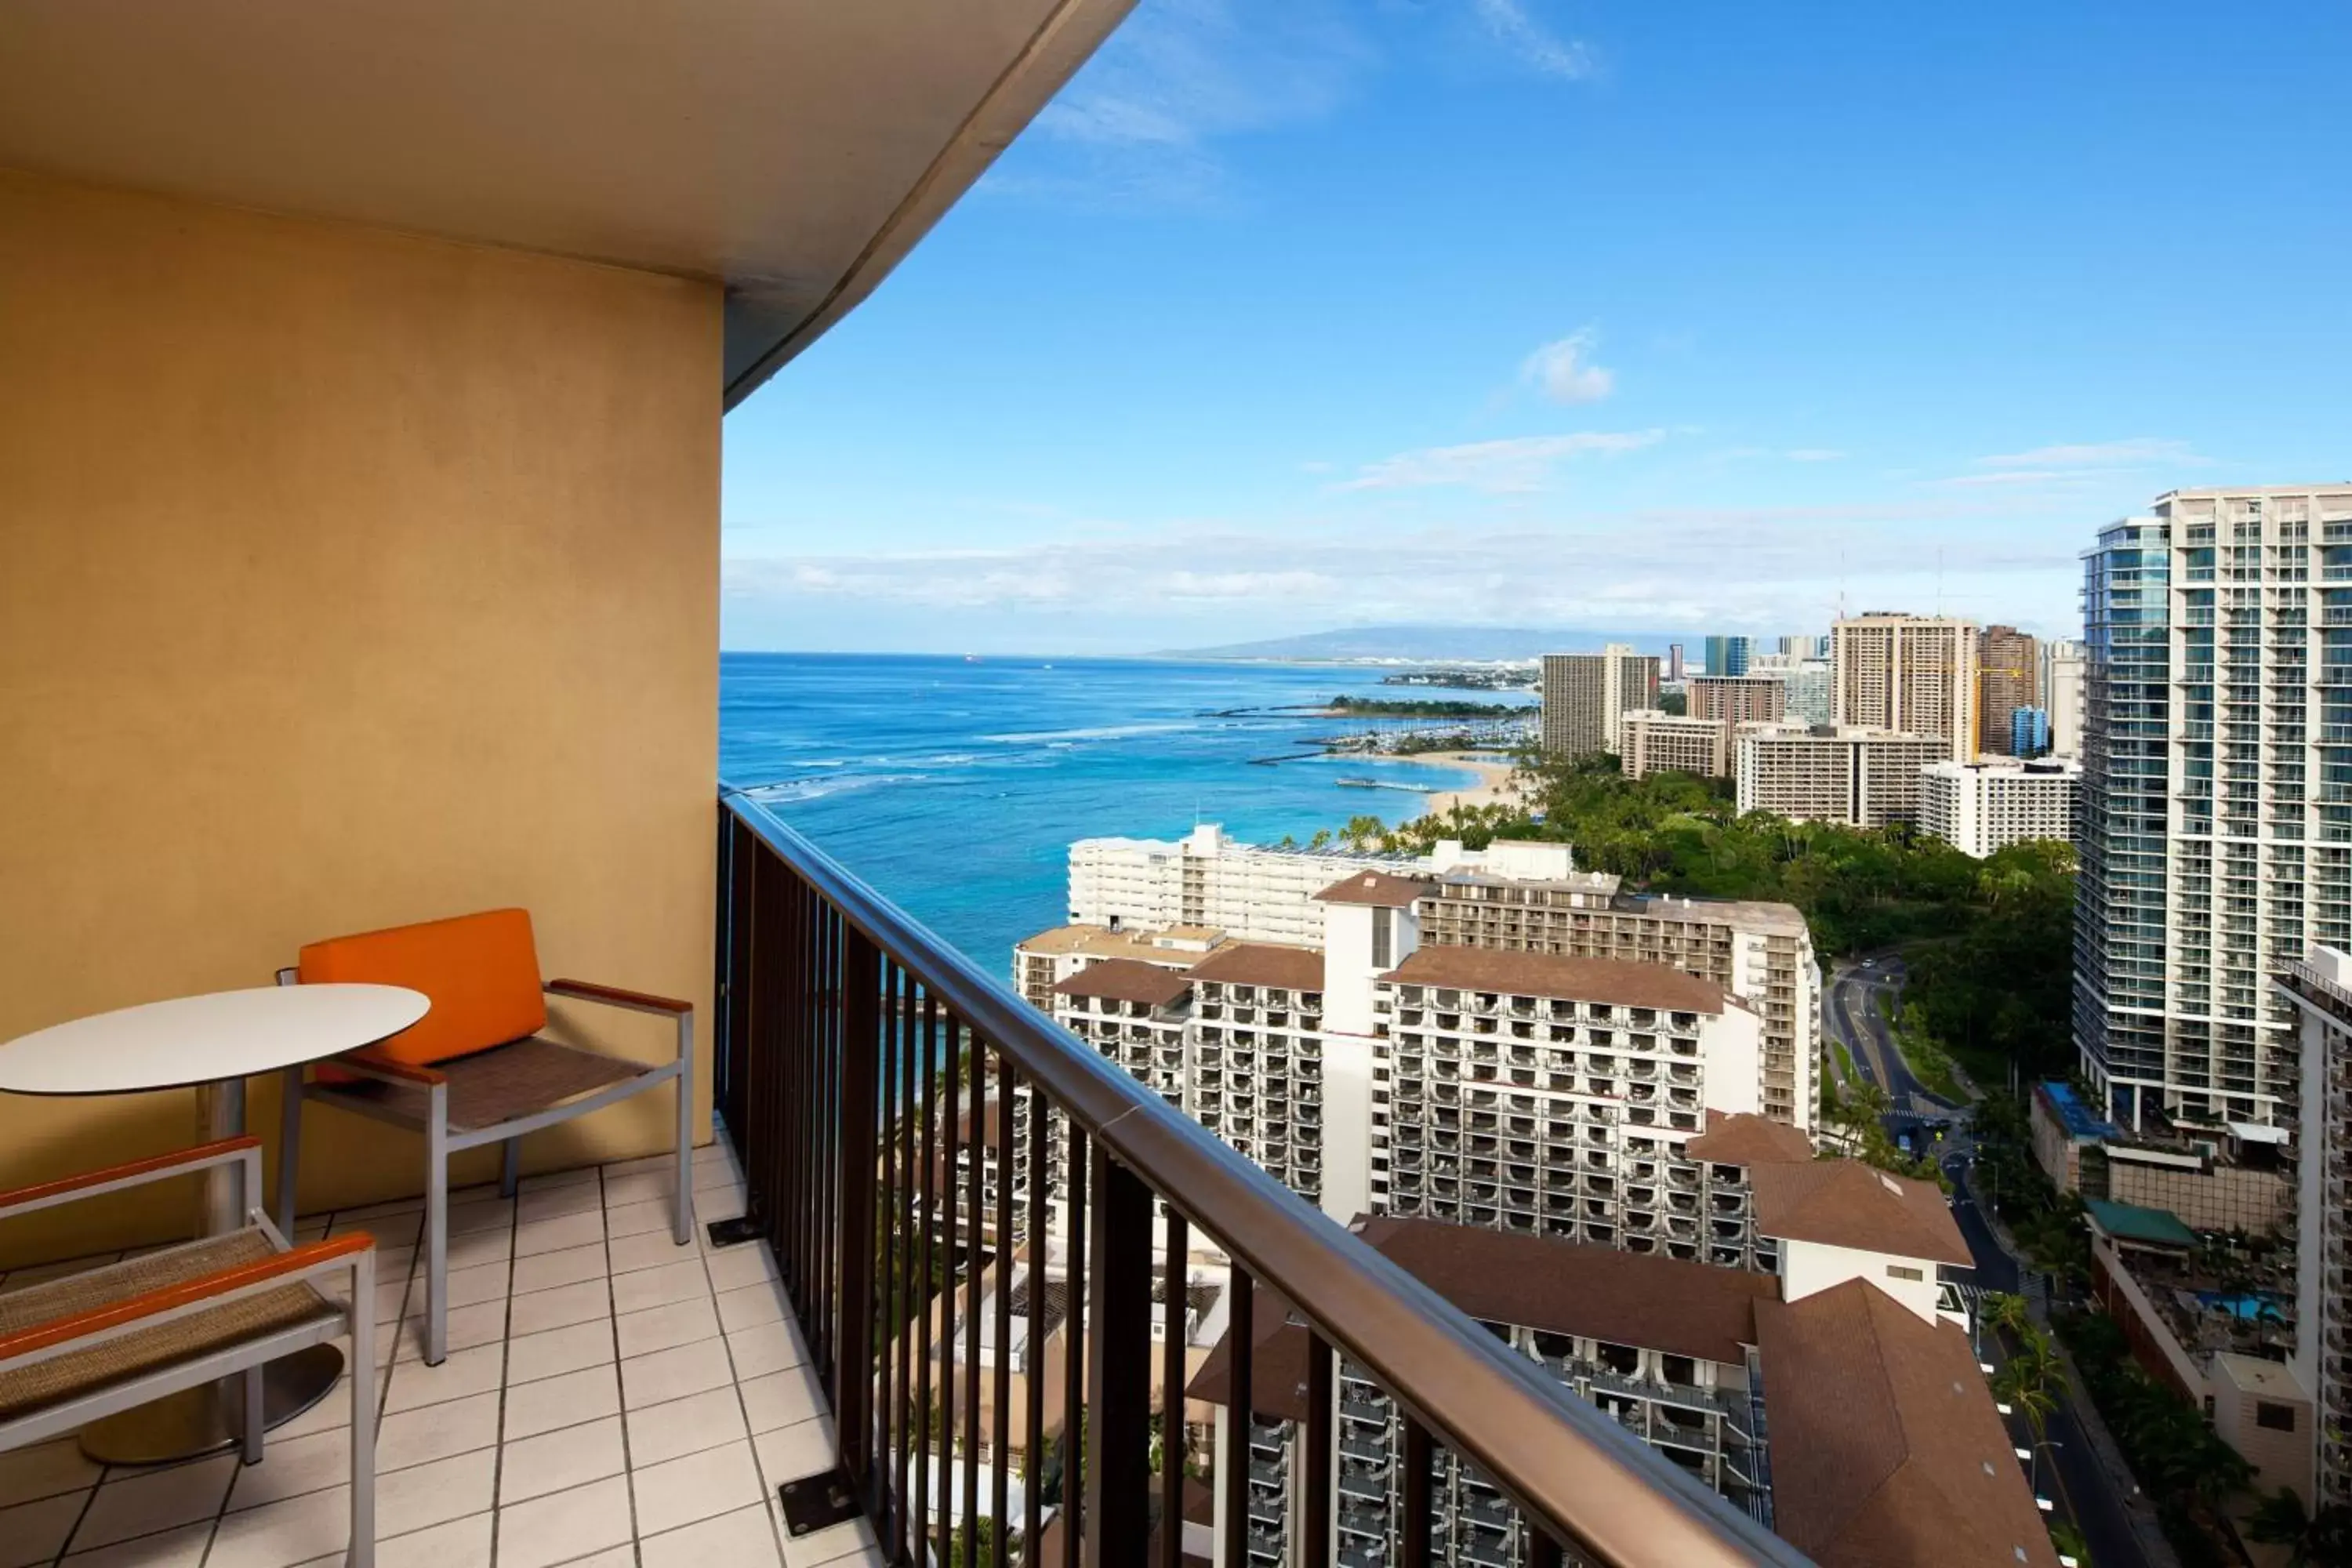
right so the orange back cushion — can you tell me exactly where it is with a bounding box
[299,908,546,1067]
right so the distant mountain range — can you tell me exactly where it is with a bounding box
[1161,624,1671,663]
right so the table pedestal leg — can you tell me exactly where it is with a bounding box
[77,1348,350,1465]
[76,1080,348,1465]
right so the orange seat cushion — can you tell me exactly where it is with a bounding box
[299,908,546,1068]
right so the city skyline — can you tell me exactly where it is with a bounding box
[718,0,2352,655]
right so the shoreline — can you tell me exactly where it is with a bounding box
[1410,750,1526,815]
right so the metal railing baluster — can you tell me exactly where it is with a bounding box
[993,1051,1015,1567]
[1062,1124,1087,1568]
[713,797,1808,1568]
[1221,1267,1252,1568]
[1159,1210,1188,1568]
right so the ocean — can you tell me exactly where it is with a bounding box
[718,652,1517,975]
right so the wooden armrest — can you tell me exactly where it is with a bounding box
[0,1136,261,1214]
[336,1047,446,1087]
[545,978,693,1016]
[0,1232,374,1364]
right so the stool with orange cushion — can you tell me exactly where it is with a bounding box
[273,908,693,1364]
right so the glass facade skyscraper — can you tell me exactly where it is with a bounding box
[1703,633,1751,677]
[2077,488,2352,1131]
[2010,706,2052,757]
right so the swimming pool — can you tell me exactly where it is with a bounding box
[2197,1290,2290,1324]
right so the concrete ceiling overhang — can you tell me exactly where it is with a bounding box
[0,0,1135,408]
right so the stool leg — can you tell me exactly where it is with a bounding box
[350,1248,376,1566]
[277,1065,305,1236]
[673,1014,695,1247]
[238,1367,264,1464]
[424,1087,449,1367]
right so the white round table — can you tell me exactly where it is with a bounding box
[0,983,429,1463]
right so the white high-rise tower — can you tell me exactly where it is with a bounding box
[2078,486,2352,1130]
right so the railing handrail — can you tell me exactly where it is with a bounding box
[720,792,1808,1568]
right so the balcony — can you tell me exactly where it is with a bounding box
[1,15,1802,1563]
[706,804,1788,1567]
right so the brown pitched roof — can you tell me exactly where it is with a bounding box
[1186,1285,1313,1421]
[1379,946,1724,1013]
[1312,870,1431,908]
[1349,1217,1774,1365]
[1187,942,1325,993]
[1189,1220,1775,1418]
[1755,1279,2058,1568]
[1749,1161,1971,1267]
[1051,958,1192,1007]
[1683,1111,1816,1167]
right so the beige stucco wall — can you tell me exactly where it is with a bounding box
[0,169,722,1266]
[2209,1356,2315,1504]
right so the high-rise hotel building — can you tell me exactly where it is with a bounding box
[1831,613,1980,760]
[2078,487,2352,1131]
[1703,634,1752,677]
[1617,709,1733,780]
[2274,949,2352,1508]
[2045,637,2087,755]
[1732,724,1948,829]
[1687,675,1787,725]
[1416,873,1819,1131]
[1976,623,2041,756]
[1540,644,1659,757]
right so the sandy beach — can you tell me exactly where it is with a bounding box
[1416,750,1526,814]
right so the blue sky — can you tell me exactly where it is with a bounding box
[721,0,2352,656]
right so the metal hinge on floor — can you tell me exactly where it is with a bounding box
[777,1468,864,1537]
[706,1214,763,1248]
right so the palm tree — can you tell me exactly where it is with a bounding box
[1993,1336,2067,1448]
[2046,1520,2091,1566]
[1981,1290,2034,1343]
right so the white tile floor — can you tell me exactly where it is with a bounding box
[0,1140,882,1568]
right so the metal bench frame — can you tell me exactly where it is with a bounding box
[0,1137,377,1563]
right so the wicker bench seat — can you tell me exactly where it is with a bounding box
[0,1231,341,1420]
[0,1137,377,1563]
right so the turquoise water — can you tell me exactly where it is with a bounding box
[2195,1290,2289,1324]
[718,652,1510,974]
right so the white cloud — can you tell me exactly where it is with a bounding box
[991,0,1601,209]
[725,505,2081,641]
[1976,438,2205,470]
[1519,330,1614,404]
[994,0,1372,209]
[1940,469,2120,488]
[1163,569,1339,600]
[1470,0,1595,80]
[1339,430,1663,493]
[1712,446,1847,464]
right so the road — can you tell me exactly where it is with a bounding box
[1821,953,1956,1117]
[1947,1152,2153,1568]
[1824,955,2156,1566]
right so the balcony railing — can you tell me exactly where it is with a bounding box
[713,793,1794,1568]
